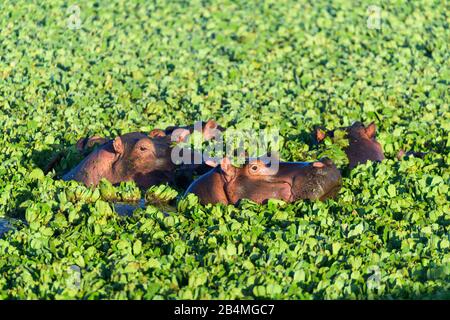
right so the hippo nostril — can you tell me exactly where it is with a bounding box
[312,162,325,168]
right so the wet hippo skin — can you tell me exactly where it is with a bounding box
[63,132,175,189]
[185,157,342,205]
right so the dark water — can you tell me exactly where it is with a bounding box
[0,200,172,236]
[0,217,17,237]
[113,199,175,217]
[113,199,146,216]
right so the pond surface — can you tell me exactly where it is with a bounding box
[0,199,174,236]
[113,199,146,216]
[113,199,175,217]
[0,217,17,237]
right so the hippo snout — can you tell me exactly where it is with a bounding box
[311,158,337,176]
[292,158,342,201]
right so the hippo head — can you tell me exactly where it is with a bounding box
[63,131,180,188]
[201,119,225,141]
[187,157,342,205]
[314,122,385,169]
[67,125,210,189]
[165,119,224,143]
[113,132,175,174]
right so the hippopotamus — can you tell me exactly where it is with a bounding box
[313,122,385,169]
[63,132,176,189]
[165,119,225,187]
[75,119,224,155]
[76,135,109,156]
[184,157,342,205]
[61,120,225,189]
[164,119,224,142]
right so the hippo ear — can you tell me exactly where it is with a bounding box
[87,136,108,148]
[171,128,191,143]
[204,158,219,167]
[149,129,166,138]
[314,128,327,143]
[76,137,89,153]
[203,119,222,141]
[220,157,236,178]
[77,135,108,154]
[205,119,218,129]
[112,136,124,154]
[365,122,377,139]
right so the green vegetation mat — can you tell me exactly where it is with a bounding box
[0,0,449,299]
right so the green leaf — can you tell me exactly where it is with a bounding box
[29,168,45,181]
[226,243,237,256]
[332,242,342,255]
[147,258,161,269]
[387,185,397,197]
[133,240,142,255]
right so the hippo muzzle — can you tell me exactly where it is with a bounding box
[273,158,342,202]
